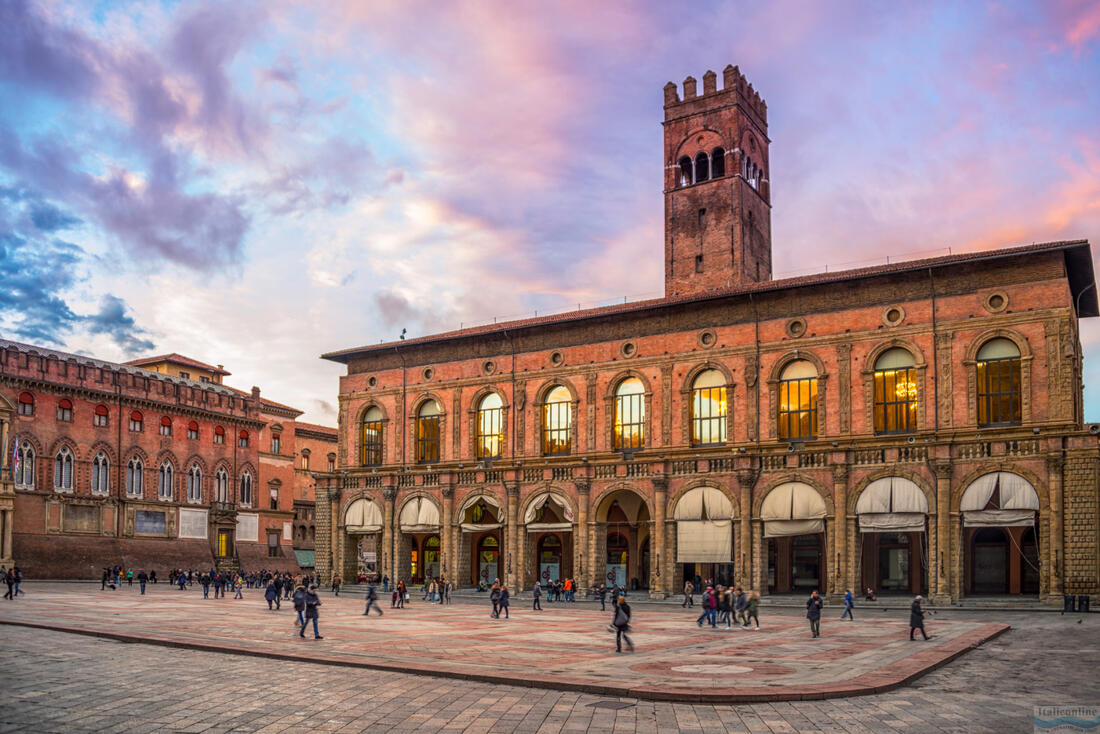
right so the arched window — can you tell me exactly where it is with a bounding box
[239,471,253,507]
[361,406,383,466]
[215,467,229,503]
[977,338,1022,426]
[476,393,504,459]
[15,443,35,490]
[301,449,311,470]
[187,464,202,503]
[416,400,442,463]
[17,391,34,415]
[238,429,249,448]
[213,425,225,444]
[187,421,199,440]
[542,386,573,455]
[270,433,281,454]
[129,410,143,432]
[327,453,335,472]
[54,446,74,491]
[57,398,73,422]
[126,457,144,497]
[711,147,725,177]
[678,156,693,187]
[874,348,918,434]
[91,452,109,495]
[613,378,645,450]
[157,462,174,501]
[694,152,710,182]
[159,415,172,436]
[743,155,752,180]
[691,369,727,445]
[93,404,109,427]
[778,360,818,439]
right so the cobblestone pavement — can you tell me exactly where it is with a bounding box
[0,610,1096,734]
[0,583,1006,702]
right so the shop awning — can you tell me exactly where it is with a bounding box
[673,486,735,520]
[525,522,573,532]
[960,472,1039,527]
[399,497,441,532]
[524,492,575,523]
[343,498,383,533]
[761,482,827,538]
[855,477,928,533]
[460,522,504,532]
[676,520,732,562]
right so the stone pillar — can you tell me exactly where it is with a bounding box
[505,482,519,589]
[651,476,668,598]
[752,519,766,593]
[517,520,527,591]
[2,510,11,562]
[831,466,848,599]
[382,489,396,584]
[736,469,755,586]
[846,516,858,593]
[574,479,591,591]
[441,486,454,583]
[1047,456,1064,599]
[314,482,334,583]
[932,461,952,603]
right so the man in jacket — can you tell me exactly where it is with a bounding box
[293,584,307,626]
[532,581,542,611]
[498,584,510,619]
[137,570,148,596]
[300,584,323,639]
[734,587,748,625]
[697,586,717,628]
[910,595,930,640]
[596,583,608,611]
[265,580,279,610]
[841,588,854,620]
[682,581,694,608]
[363,582,383,616]
[612,595,633,653]
[806,590,823,638]
[490,581,501,618]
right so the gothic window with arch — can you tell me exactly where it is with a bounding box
[416,400,442,463]
[57,398,73,422]
[711,147,725,177]
[691,369,727,445]
[778,360,818,440]
[54,446,74,492]
[215,467,229,503]
[874,348,918,434]
[613,377,645,450]
[678,156,693,187]
[15,443,35,490]
[542,386,573,455]
[187,464,202,503]
[694,152,710,182]
[476,393,503,459]
[157,462,174,501]
[360,406,383,466]
[239,471,253,507]
[91,452,109,495]
[126,457,144,497]
[976,338,1022,426]
[17,391,34,415]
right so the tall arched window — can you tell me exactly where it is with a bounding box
[691,369,727,445]
[361,406,383,466]
[238,429,249,448]
[57,398,73,422]
[476,393,503,459]
[213,425,225,444]
[187,464,202,503]
[157,462,174,501]
[778,360,818,439]
[215,467,229,503]
[977,338,1022,426]
[15,444,35,490]
[187,421,199,440]
[694,152,710,182]
[301,449,311,470]
[126,457,144,497]
[159,416,172,436]
[711,147,726,177]
[129,410,143,432]
[874,348,918,434]
[239,471,253,507]
[91,452,109,495]
[93,404,109,427]
[542,386,573,455]
[613,378,645,450]
[53,446,74,492]
[678,156,693,187]
[17,391,34,415]
[416,400,442,463]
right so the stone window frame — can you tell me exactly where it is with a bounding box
[679,361,735,446]
[186,461,204,504]
[467,386,510,462]
[534,379,581,456]
[766,350,828,441]
[356,401,390,467]
[125,453,146,498]
[90,449,111,496]
[603,370,655,452]
[53,443,76,493]
[860,339,928,436]
[409,392,447,465]
[963,328,1032,427]
[14,436,39,491]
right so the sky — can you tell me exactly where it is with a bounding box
[1,0,1099,425]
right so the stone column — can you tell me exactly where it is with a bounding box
[651,476,668,598]
[846,516,858,593]
[314,482,333,582]
[382,488,396,584]
[574,479,591,591]
[1047,456,1064,599]
[441,486,454,583]
[752,519,765,593]
[832,465,848,599]
[2,510,12,562]
[505,482,519,589]
[736,469,755,586]
[517,520,527,591]
[932,461,952,603]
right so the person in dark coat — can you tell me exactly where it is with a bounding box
[137,570,148,595]
[363,582,383,616]
[532,581,542,611]
[806,590,823,638]
[300,584,323,639]
[293,584,307,626]
[910,595,930,640]
[498,584,510,619]
[265,580,279,610]
[612,595,633,652]
[596,583,608,611]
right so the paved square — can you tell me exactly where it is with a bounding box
[0,583,1005,702]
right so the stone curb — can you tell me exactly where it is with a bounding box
[0,618,1010,704]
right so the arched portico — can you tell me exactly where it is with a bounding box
[591,486,651,591]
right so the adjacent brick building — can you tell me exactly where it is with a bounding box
[0,346,335,578]
[315,65,1100,604]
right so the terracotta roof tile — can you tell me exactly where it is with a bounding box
[125,353,231,375]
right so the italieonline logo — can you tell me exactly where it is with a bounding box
[1035,706,1100,732]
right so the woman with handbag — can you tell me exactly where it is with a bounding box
[612,595,634,653]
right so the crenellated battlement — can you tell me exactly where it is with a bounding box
[663,64,767,124]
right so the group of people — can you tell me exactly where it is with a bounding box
[692,584,761,630]
[807,588,932,640]
[2,566,24,600]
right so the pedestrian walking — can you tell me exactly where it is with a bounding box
[697,586,717,628]
[806,589,823,638]
[300,584,323,639]
[499,584,510,619]
[444,579,452,604]
[718,586,732,628]
[137,570,148,596]
[2,568,13,600]
[841,588,854,620]
[682,580,694,607]
[597,583,608,611]
[265,580,279,610]
[331,574,342,597]
[734,587,748,625]
[612,595,634,653]
[363,582,383,616]
[126,569,133,587]
[293,583,307,627]
[201,573,211,599]
[910,595,931,640]
[744,590,760,630]
[532,581,542,611]
[490,580,502,618]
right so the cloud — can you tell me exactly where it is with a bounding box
[29,202,81,232]
[84,295,156,353]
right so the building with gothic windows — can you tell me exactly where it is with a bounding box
[317,65,1099,603]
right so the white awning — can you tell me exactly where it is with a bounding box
[856,477,928,533]
[858,513,926,532]
[761,482,826,538]
[524,492,575,523]
[460,493,501,516]
[460,522,504,532]
[676,520,732,562]
[960,472,1038,527]
[343,498,383,533]
[963,509,1036,527]
[526,522,574,532]
[399,497,440,531]
[673,486,734,521]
